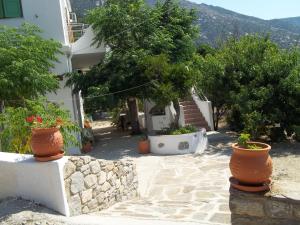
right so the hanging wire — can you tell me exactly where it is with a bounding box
[3,80,156,103]
[2,3,179,105]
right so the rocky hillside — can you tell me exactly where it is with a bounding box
[69,0,300,48]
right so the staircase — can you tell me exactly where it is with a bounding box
[179,99,211,131]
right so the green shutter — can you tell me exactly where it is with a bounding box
[3,0,22,18]
[0,0,4,18]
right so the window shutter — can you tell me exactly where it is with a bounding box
[3,0,22,18]
[0,1,4,18]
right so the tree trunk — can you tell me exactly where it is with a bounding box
[0,100,4,113]
[127,98,141,135]
[213,105,219,131]
[173,99,180,129]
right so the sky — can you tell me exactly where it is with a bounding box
[189,0,300,20]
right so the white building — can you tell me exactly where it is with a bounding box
[0,0,106,154]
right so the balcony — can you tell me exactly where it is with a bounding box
[71,26,106,70]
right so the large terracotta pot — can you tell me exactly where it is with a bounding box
[31,127,64,162]
[230,142,272,184]
[138,140,150,154]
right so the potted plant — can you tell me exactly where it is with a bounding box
[229,133,273,192]
[138,135,150,154]
[0,99,79,160]
[81,128,94,153]
[25,100,79,161]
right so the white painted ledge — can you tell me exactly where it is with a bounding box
[149,129,208,155]
[0,152,70,216]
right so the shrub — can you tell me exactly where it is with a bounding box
[0,99,79,153]
[156,125,197,135]
[197,35,300,141]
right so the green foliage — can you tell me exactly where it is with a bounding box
[81,128,94,145]
[0,23,61,103]
[0,99,80,153]
[237,133,262,150]
[237,133,251,148]
[158,125,197,135]
[170,125,197,135]
[67,0,199,128]
[0,106,31,153]
[196,35,300,140]
[293,125,300,142]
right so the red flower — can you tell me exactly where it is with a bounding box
[36,116,43,123]
[26,116,35,123]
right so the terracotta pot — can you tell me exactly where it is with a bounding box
[31,127,64,162]
[82,142,93,153]
[230,142,272,184]
[138,140,150,154]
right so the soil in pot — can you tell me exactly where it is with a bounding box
[31,127,64,162]
[230,142,272,188]
[138,140,150,154]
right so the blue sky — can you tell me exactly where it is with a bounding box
[189,0,300,20]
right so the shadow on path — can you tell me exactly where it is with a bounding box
[87,125,144,160]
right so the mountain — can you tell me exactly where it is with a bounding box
[69,0,300,48]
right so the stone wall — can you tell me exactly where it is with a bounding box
[64,156,138,216]
[230,188,300,225]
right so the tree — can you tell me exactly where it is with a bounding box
[197,35,300,139]
[68,0,199,131]
[0,23,61,108]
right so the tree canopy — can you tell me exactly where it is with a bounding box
[0,23,61,105]
[197,35,300,139]
[67,0,199,128]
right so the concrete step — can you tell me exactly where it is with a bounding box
[182,105,198,110]
[185,119,207,125]
[185,117,206,124]
[180,102,197,107]
[184,114,205,120]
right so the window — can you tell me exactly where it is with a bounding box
[0,0,22,19]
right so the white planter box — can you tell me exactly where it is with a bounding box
[149,129,208,155]
[0,153,70,216]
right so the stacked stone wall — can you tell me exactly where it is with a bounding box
[64,156,138,216]
[230,189,300,225]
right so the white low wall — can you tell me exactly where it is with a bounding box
[149,129,208,155]
[0,152,70,216]
[191,91,214,131]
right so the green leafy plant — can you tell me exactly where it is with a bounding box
[0,106,31,154]
[158,125,197,135]
[0,23,61,104]
[81,128,94,145]
[0,98,80,153]
[196,35,300,140]
[67,0,199,132]
[293,125,300,142]
[237,133,262,150]
[170,125,198,135]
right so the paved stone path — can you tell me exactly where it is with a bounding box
[90,131,234,225]
[0,126,236,225]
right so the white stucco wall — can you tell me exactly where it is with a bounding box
[191,93,214,131]
[0,0,70,45]
[0,153,70,216]
[149,129,207,155]
[144,101,175,131]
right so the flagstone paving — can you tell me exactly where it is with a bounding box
[91,133,234,225]
[0,130,236,225]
